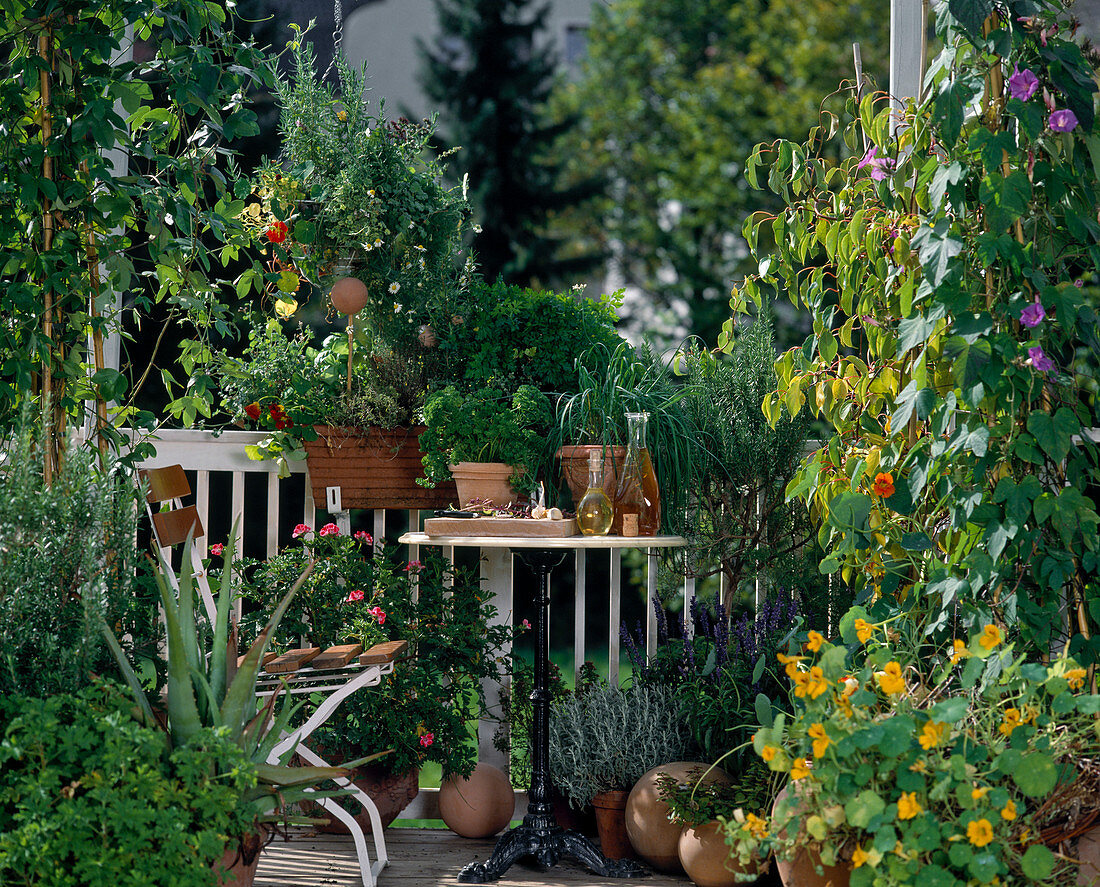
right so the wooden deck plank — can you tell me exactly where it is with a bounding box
[255,827,697,887]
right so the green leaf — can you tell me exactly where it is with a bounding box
[1026,408,1080,464]
[839,605,872,645]
[901,532,933,551]
[911,219,963,286]
[917,864,959,887]
[828,491,873,533]
[1020,844,1055,880]
[928,697,969,722]
[1012,753,1058,797]
[967,851,999,883]
[755,693,773,729]
[948,0,994,34]
[890,381,936,430]
[845,789,886,828]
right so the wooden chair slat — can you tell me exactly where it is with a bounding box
[238,650,278,668]
[152,505,204,547]
[140,465,191,503]
[312,643,364,670]
[264,647,321,674]
[359,639,408,665]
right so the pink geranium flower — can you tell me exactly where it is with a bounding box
[210,543,224,557]
[404,560,422,572]
[292,523,311,539]
[369,606,386,625]
[419,732,435,748]
[346,588,365,603]
[319,523,340,537]
[354,530,373,544]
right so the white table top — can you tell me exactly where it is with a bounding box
[399,532,687,550]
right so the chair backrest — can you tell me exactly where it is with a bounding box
[139,464,217,623]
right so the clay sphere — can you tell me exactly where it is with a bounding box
[679,821,758,887]
[330,276,369,315]
[625,762,730,873]
[438,763,514,838]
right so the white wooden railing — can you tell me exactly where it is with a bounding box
[134,428,680,819]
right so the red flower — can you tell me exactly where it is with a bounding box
[404,560,422,572]
[354,530,373,544]
[292,523,311,539]
[319,523,340,537]
[369,606,386,625]
[266,221,288,244]
[419,732,434,748]
[244,402,261,421]
[872,472,896,498]
[345,589,365,603]
[210,543,224,557]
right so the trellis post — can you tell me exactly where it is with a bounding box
[891,0,927,126]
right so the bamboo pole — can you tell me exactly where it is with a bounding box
[82,159,110,460]
[39,23,59,483]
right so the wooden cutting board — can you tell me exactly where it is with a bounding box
[424,516,578,537]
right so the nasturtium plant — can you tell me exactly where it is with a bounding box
[731,0,1100,658]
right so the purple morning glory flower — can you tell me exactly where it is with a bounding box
[1020,300,1046,328]
[1027,345,1055,372]
[1007,67,1040,101]
[1049,109,1079,132]
[856,144,894,181]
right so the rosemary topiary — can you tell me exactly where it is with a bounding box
[548,684,691,809]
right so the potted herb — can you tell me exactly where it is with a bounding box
[549,683,691,859]
[419,384,553,505]
[547,339,696,532]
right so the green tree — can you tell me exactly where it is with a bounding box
[555,0,889,345]
[417,0,603,287]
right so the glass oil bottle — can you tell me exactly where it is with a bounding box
[576,451,614,536]
[613,411,661,535]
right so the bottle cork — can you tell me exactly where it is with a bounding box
[622,513,639,537]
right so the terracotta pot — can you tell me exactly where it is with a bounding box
[439,762,515,838]
[625,761,730,873]
[303,425,457,510]
[552,788,599,838]
[772,784,851,887]
[213,829,266,887]
[556,445,626,508]
[679,820,763,887]
[309,764,419,835]
[448,461,518,507]
[1076,822,1100,885]
[592,789,636,860]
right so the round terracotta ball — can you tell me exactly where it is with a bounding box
[438,763,514,838]
[625,762,730,873]
[330,276,369,314]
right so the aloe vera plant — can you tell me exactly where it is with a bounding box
[102,520,383,822]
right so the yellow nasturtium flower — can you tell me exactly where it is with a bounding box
[808,723,831,758]
[967,818,995,847]
[795,666,830,700]
[950,639,970,664]
[790,758,811,780]
[761,745,778,762]
[918,720,947,750]
[1066,667,1088,690]
[851,845,870,868]
[855,618,874,644]
[971,786,990,801]
[806,630,825,653]
[876,661,906,695]
[998,708,1023,737]
[1002,800,1018,821]
[979,624,1004,650]
[741,812,768,839]
[897,792,922,820]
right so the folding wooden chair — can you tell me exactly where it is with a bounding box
[139,464,218,624]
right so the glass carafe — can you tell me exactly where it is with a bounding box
[577,451,614,535]
[612,411,661,535]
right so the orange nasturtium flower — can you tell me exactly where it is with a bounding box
[950,639,970,664]
[897,792,922,820]
[971,786,990,801]
[794,666,830,700]
[918,720,947,750]
[998,708,1023,737]
[876,661,906,695]
[851,845,870,868]
[1001,800,1018,821]
[790,758,811,780]
[806,630,826,653]
[1066,667,1088,690]
[967,818,995,847]
[979,624,1004,650]
[855,618,874,644]
[808,723,831,758]
[872,471,895,497]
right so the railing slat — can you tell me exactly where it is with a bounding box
[195,470,210,558]
[609,550,621,686]
[646,547,658,659]
[266,474,279,558]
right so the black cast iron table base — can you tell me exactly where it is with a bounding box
[457,547,647,883]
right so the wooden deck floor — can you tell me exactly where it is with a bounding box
[254,826,698,887]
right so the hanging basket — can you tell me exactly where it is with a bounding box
[303,425,457,511]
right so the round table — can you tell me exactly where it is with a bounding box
[400,532,686,883]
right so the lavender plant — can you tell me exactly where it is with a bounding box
[623,590,800,766]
